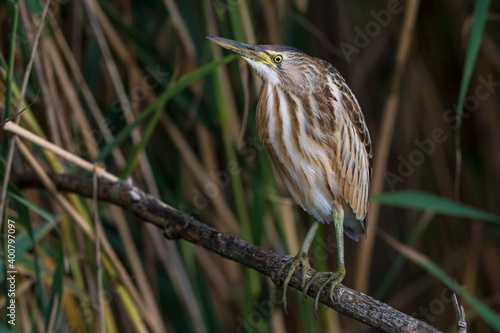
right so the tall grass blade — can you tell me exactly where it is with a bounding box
[45,235,64,332]
[372,191,500,225]
[454,0,491,194]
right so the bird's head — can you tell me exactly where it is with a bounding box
[208,37,326,94]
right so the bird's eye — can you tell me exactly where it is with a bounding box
[273,55,283,63]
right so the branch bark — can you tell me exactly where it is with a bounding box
[13,173,441,333]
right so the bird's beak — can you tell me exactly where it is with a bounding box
[207,36,274,66]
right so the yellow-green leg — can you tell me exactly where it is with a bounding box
[303,212,345,314]
[276,221,320,310]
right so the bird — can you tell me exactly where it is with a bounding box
[207,36,372,313]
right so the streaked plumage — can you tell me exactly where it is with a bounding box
[254,51,372,240]
[208,37,372,313]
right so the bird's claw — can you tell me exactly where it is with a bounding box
[303,267,346,317]
[276,252,311,312]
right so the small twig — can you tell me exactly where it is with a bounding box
[0,93,39,126]
[13,172,443,333]
[453,293,467,333]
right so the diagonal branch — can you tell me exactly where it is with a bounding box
[13,172,441,333]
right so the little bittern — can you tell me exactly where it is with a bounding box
[208,37,372,313]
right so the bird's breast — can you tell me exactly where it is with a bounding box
[256,84,340,223]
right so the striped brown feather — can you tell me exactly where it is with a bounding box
[316,61,372,222]
[256,84,303,201]
[323,61,373,161]
[254,51,371,231]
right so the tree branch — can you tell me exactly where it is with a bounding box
[13,173,441,333]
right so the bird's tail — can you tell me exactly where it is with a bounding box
[343,213,366,242]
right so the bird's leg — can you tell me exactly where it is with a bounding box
[276,221,320,310]
[303,212,345,315]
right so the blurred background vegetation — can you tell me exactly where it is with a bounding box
[1,0,500,332]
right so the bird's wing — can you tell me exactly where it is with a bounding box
[321,63,372,221]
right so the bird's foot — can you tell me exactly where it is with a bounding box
[276,251,311,312]
[303,267,345,316]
